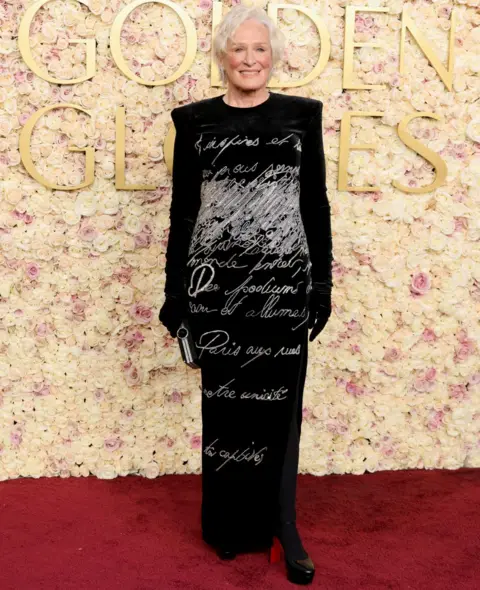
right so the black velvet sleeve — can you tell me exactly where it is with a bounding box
[162,105,202,305]
[299,101,333,313]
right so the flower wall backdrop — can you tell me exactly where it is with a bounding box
[0,0,479,480]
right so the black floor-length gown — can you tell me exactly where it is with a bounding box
[163,91,332,553]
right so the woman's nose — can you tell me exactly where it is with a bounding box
[243,48,256,65]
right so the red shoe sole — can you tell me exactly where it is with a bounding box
[269,536,283,564]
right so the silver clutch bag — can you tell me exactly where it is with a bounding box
[176,320,200,369]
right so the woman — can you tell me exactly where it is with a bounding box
[159,4,332,585]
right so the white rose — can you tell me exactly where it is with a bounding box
[99,192,119,215]
[142,462,160,479]
[90,232,109,252]
[75,191,98,216]
[63,210,81,225]
[95,310,113,335]
[95,464,117,479]
[123,215,143,235]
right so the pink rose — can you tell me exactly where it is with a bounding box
[358,254,372,265]
[124,330,144,351]
[130,303,153,324]
[382,446,394,457]
[302,407,312,420]
[422,328,437,342]
[25,262,39,280]
[33,382,50,397]
[113,266,133,285]
[469,373,480,385]
[410,272,431,295]
[347,319,361,332]
[11,430,23,446]
[35,323,48,338]
[19,113,30,125]
[114,266,133,284]
[384,347,401,362]
[105,436,122,452]
[134,231,152,248]
[449,384,468,401]
[454,217,467,232]
[414,368,436,392]
[199,38,211,52]
[332,261,346,277]
[59,87,73,102]
[94,389,105,402]
[427,410,444,431]
[72,300,86,319]
[191,435,202,449]
[125,364,141,387]
[78,224,98,242]
[355,15,367,32]
[391,73,401,87]
[346,381,364,397]
[454,340,475,363]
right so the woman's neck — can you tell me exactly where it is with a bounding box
[223,86,270,108]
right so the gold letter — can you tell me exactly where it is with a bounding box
[211,2,330,88]
[163,124,175,176]
[18,0,96,84]
[115,106,156,190]
[343,6,388,90]
[338,111,383,192]
[19,104,94,190]
[110,0,197,86]
[210,1,224,87]
[400,8,456,91]
[394,112,447,193]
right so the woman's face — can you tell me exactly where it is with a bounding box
[222,19,273,91]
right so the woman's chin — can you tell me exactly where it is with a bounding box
[232,77,268,92]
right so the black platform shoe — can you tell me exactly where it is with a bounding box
[216,547,237,560]
[269,521,315,585]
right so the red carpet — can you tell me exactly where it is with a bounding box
[0,469,479,589]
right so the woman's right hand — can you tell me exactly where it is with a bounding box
[159,294,188,338]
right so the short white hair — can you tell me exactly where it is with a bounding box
[212,4,285,84]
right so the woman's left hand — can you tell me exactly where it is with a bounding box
[307,284,331,342]
[308,313,330,342]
